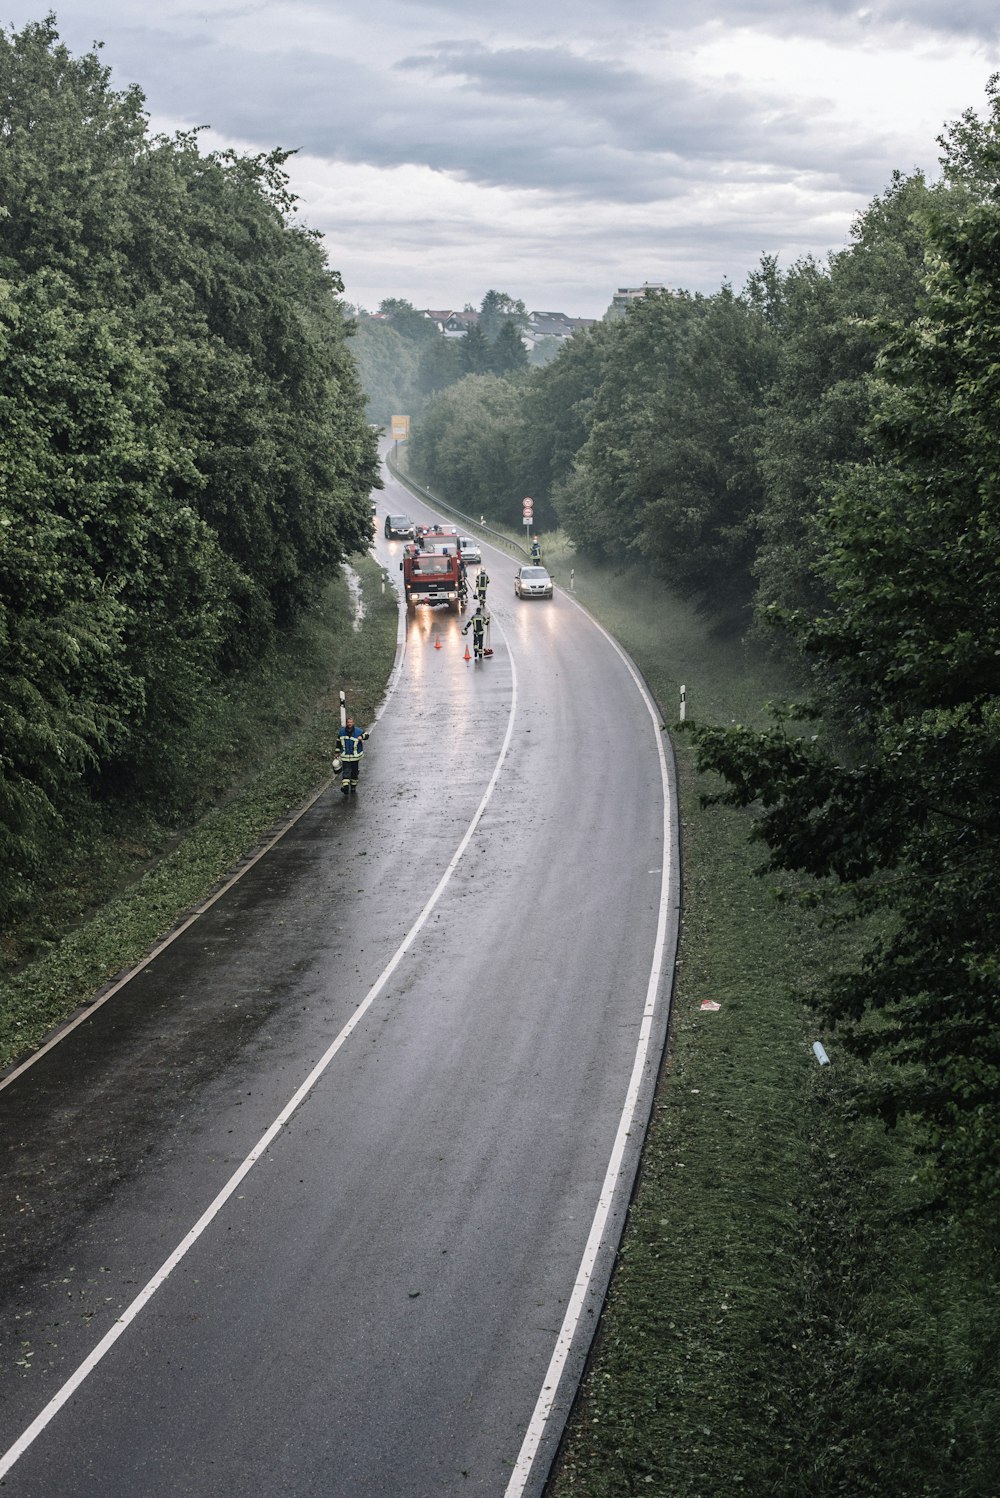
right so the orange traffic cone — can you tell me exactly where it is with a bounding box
[434,637,441,650]
[464,643,471,661]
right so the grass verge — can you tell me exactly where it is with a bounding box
[0,552,398,1074]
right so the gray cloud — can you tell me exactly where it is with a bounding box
[394,40,899,187]
[739,0,1000,40]
[5,7,990,206]
[2,0,998,312]
[86,23,907,211]
[382,0,1000,39]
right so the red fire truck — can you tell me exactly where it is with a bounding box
[414,524,462,552]
[400,527,465,609]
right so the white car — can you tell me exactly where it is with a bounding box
[514,565,554,599]
[460,537,482,563]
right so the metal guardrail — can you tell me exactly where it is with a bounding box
[385,446,531,561]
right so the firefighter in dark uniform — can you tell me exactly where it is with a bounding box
[336,717,369,793]
[530,537,541,563]
[474,568,489,607]
[462,605,490,661]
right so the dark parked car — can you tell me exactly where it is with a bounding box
[385,514,415,539]
[514,565,554,599]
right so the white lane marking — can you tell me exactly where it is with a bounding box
[0,574,410,1096]
[504,602,676,1497]
[0,616,515,1485]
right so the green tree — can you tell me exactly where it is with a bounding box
[636,285,776,612]
[489,319,529,376]
[378,297,439,345]
[354,300,459,417]
[556,284,774,613]
[414,335,464,398]
[0,270,226,899]
[347,311,420,425]
[478,289,528,342]
[122,131,377,660]
[409,375,524,521]
[753,174,932,626]
[516,324,613,530]
[692,162,1000,1221]
[0,15,145,298]
[556,290,701,560]
[459,324,492,375]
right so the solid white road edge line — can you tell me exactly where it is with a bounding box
[0,615,515,1485]
[504,596,675,1497]
[0,571,410,1097]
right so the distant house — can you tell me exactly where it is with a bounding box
[416,305,598,348]
[608,283,670,317]
[524,310,599,349]
[420,309,480,336]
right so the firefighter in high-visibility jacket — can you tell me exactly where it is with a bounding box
[462,604,490,661]
[474,569,489,606]
[336,717,369,793]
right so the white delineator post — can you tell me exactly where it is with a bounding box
[679,684,686,722]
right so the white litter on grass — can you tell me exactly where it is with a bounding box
[813,1041,831,1066]
[344,563,365,630]
[699,1000,721,1012]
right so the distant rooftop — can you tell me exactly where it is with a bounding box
[416,306,599,344]
[614,283,669,297]
[609,283,671,317]
[526,310,598,340]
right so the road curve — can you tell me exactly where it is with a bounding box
[0,455,680,1497]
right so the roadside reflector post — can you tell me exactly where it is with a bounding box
[679,684,686,721]
[570,568,575,592]
[339,689,347,729]
[382,571,388,594]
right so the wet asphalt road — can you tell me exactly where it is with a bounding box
[0,459,679,1497]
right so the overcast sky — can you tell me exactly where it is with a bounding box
[6,2,1000,316]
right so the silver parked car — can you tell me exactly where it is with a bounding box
[459,536,482,563]
[514,565,553,599]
